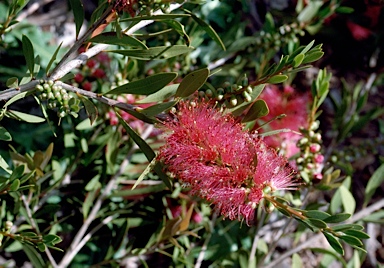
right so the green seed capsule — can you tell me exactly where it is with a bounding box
[60,89,67,95]
[246,86,253,94]
[48,80,54,86]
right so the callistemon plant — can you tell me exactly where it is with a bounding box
[158,100,297,225]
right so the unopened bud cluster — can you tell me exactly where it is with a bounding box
[198,76,255,107]
[296,120,324,180]
[255,22,305,51]
[36,80,81,118]
[330,137,383,164]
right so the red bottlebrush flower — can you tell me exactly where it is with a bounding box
[256,85,310,159]
[346,20,372,40]
[158,101,296,225]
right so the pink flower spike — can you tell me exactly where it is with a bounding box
[158,100,296,225]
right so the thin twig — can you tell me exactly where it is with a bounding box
[249,210,267,267]
[57,125,154,268]
[194,212,218,268]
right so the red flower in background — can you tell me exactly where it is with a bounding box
[158,101,296,225]
[256,85,310,160]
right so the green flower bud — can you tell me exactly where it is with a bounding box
[242,91,252,102]
[230,95,237,106]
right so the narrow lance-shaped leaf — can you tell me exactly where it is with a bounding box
[6,110,45,123]
[176,68,210,98]
[109,45,194,60]
[364,163,384,206]
[163,20,190,46]
[0,126,12,141]
[184,9,226,51]
[323,213,351,223]
[22,35,35,77]
[116,112,155,161]
[89,32,148,49]
[323,232,344,255]
[46,42,63,75]
[69,0,84,38]
[105,72,177,95]
[76,94,98,125]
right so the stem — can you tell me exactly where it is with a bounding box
[261,198,384,268]
[248,209,267,267]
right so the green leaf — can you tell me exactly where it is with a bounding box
[310,248,347,267]
[0,156,12,174]
[292,253,303,268]
[362,210,384,223]
[46,42,63,75]
[184,9,225,50]
[10,179,20,191]
[116,112,155,161]
[141,101,177,117]
[132,157,157,190]
[331,224,363,232]
[112,183,165,197]
[105,72,177,95]
[68,0,84,38]
[292,53,305,68]
[339,235,363,247]
[22,35,35,77]
[301,40,315,55]
[266,75,288,84]
[323,232,344,255]
[176,68,209,98]
[323,213,351,223]
[339,185,356,215]
[109,45,194,60]
[6,77,18,88]
[302,51,324,64]
[137,84,179,103]
[343,230,370,239]
[0,126,12,141]
[297,1,323,23]
[6,110,45,123]
[121,14,191,22]
[22,244,45,268]
[303,210,331,220]
[364,163,384,206]
[83,187,100,219]
[308,218,328,229]
[242,99,269,122]
[89,32,148,49]
[163,20,190,46]
[43,234,62,245]
[77,94,98,125]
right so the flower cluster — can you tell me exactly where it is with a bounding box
[73,50,110,92]
[256,85,310,160]
[158,101,296,225]
[296,120,324,180]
